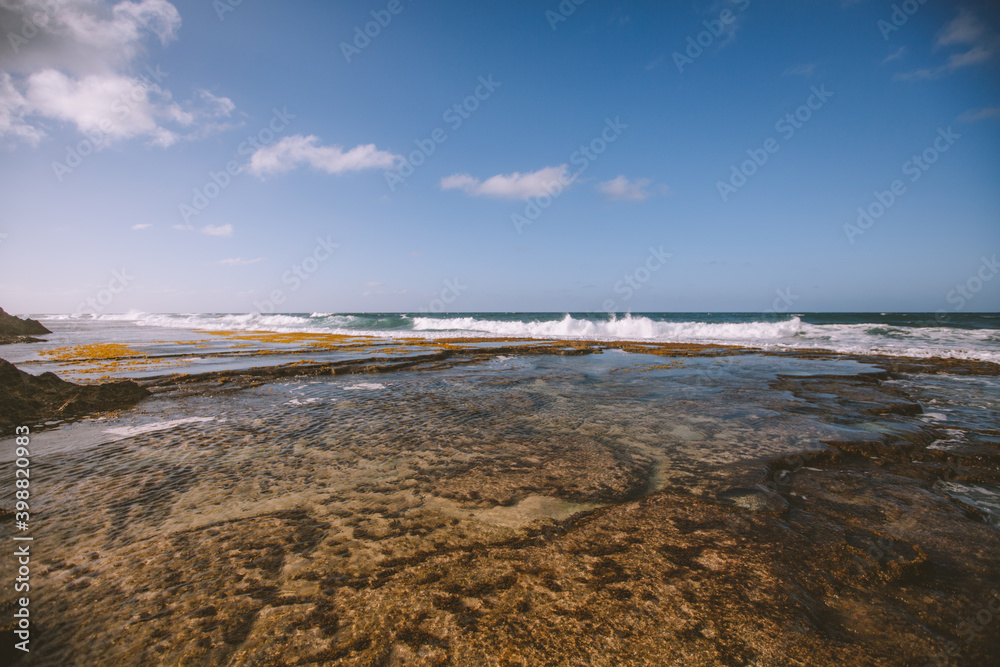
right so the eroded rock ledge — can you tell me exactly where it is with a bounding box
[0,307,51,344]
[0,357,149,432]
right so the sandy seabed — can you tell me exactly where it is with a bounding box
[2,335,999,666]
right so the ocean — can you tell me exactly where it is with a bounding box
[26,311,1000,363]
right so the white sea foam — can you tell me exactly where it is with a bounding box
[411,313,802,341]
[37,312,1000,362]
[104,417,215,437]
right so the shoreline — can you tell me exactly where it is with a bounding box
[9,331,1000,383]
[5,333,997,433]
[3,334,999,664]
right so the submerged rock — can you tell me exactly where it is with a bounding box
[0,335,44,345]
[717,485,789,516]
[10,344,1000,666]
[0,357,149,432]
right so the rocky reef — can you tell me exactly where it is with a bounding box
[0,357,150,433]
[0,307,51,344]
[6,346,998,666]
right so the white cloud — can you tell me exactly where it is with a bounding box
[195,89,235,118]
[881,47,906,64]
[945,44,994,68]
[645,54,666,71]
[0,72,43,144]
[936,9,985,49]
[440,173,480,192]
[201,224,232,237]
[0,0,181,75]
[440,165,573,200]
[248,134,401,177]
[131,223,152,230]
[895,10,997,80]
[782,64,815,77]
[893,69,935,81]
[959,105,1000,122]
[0,1,235,147]
[219,257,262,266]
[597,175,654,202]
[24,69,178,145]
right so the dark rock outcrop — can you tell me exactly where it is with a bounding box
[0,307,51,344]
[0,307,51,335]
[0,357,149,432]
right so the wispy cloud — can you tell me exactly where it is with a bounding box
[895,10,997,80]
[645,54,667,71]
[707,0,745,48]
[247,134,400,177]
[597,175,654,202]
[935,9,986,49]
[131,223,153,230]
[219,257,262,266]
[959,105,1000,122]
[0,73,43,144]
[881,47,906,64]
[441,165,573,200]
[201,224,233,237]
[782,64,815,77]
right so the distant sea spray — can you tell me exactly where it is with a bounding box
[41,312,1000,363]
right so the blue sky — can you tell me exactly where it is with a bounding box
[1,0,998,314]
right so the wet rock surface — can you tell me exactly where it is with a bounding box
[1,350,998,666]
[0,335,44,345]
[0,307,50,342]
[717,485,789,516]
[0,357,150,432]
